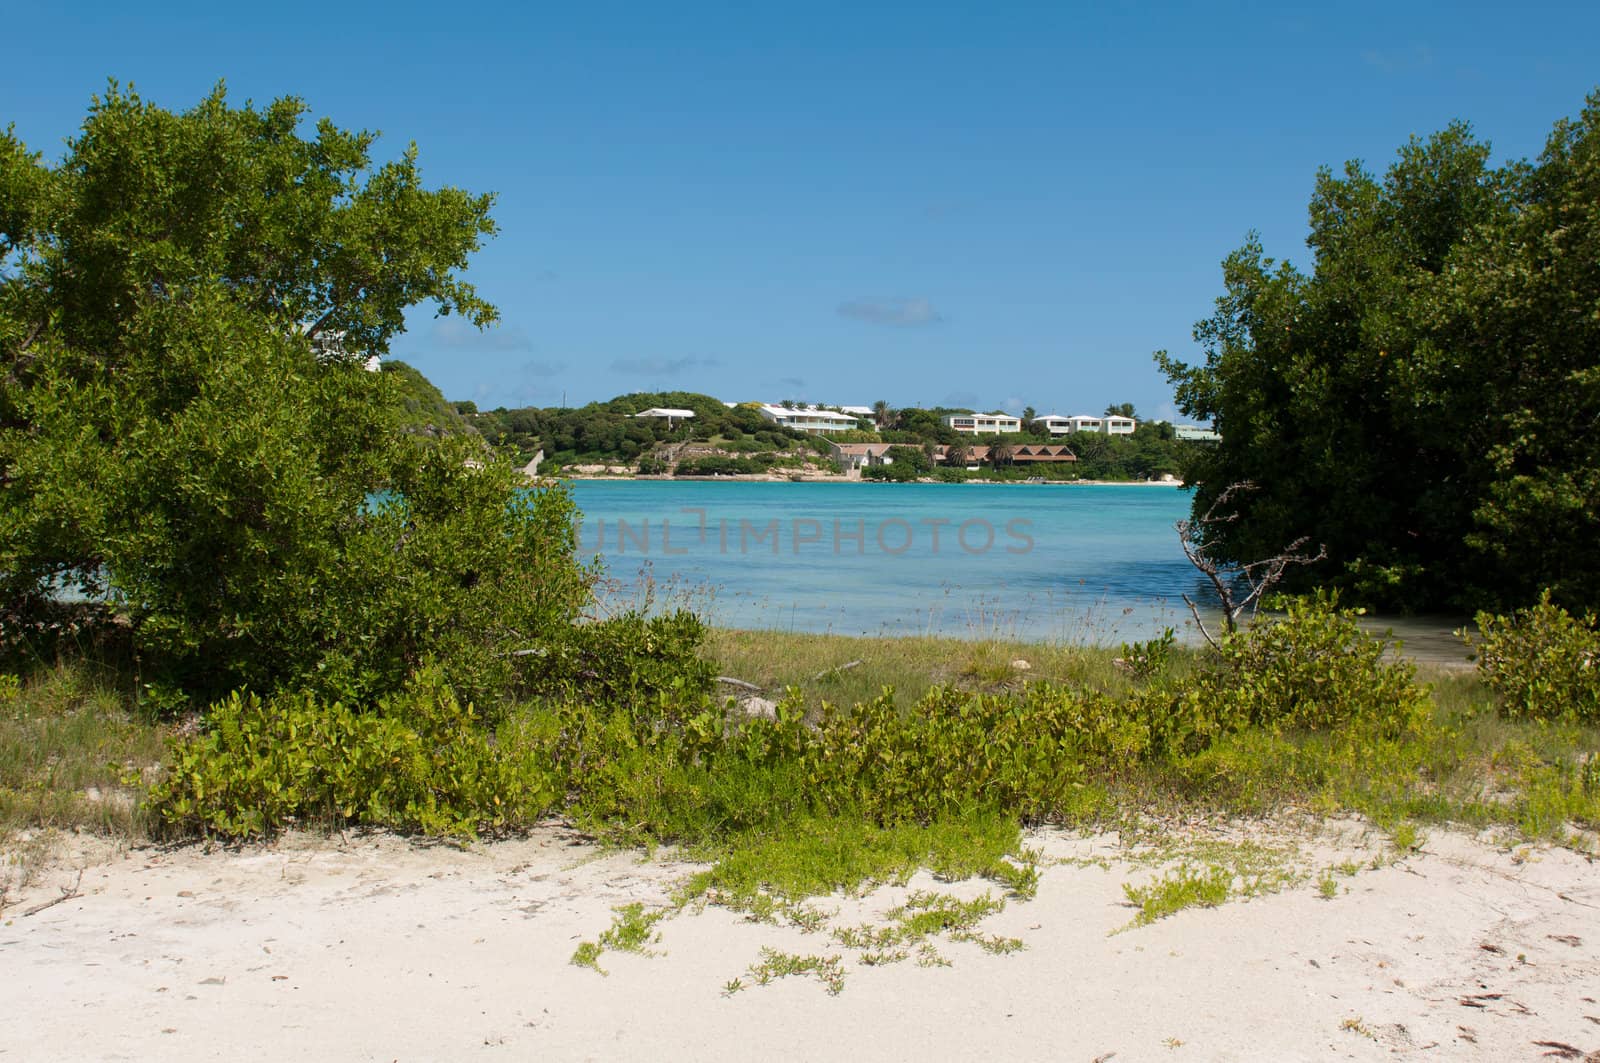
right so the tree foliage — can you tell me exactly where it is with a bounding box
[1157,93,1600,612]
[1,84,590,704]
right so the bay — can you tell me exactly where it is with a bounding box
[567,480,1210,644]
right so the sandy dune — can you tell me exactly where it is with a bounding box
[3,824,1597,1062]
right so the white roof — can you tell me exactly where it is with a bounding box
[838,405,875,416]
[758,404,860,422]
[633,407,696,418]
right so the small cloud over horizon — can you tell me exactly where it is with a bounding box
[521,359,567,378]
[837,297,942,328]
[431,319,536,352]
[609,355,722,377]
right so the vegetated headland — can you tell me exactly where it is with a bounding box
[2,84,1597,1060]
[443,388,1201,484]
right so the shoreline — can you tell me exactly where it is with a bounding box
[560,473,1188,486]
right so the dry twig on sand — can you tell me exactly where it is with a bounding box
[22,870,84,918]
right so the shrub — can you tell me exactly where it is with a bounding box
[517,610,716,710]
[1,87,594,708]
[803,684,1149,825]
[1475,592,1600,722]
[1159,595,1431,755]
[148,665,561,838]
[675,455,766,476]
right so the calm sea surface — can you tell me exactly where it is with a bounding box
[566,480,1210,644]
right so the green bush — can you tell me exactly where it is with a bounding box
[802,684,1149,825]
[148,665,561,838]
[518,610,716,710]
[2,86,595,708]
[675,455,767,476]
[1169,595,1431,749]
[1475,592,1600,722]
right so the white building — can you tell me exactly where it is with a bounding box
[1044,413,1135,435]
[757,404,864,435]
[1103,415,1136,435]
[1036,414,1075,436]
[632,407,696,428]
[942,413,1022,435]
[1174,424,1220,442]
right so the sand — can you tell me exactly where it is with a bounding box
[3,823,1597,1062]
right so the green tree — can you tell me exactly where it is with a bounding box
[885,444,933,475]
[1156,94,1600,611]
[0,84,591,702]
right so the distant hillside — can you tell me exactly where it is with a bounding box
[458,391,821,467]
[381,361,477,439]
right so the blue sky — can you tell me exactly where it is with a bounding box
[5,1,1598,420]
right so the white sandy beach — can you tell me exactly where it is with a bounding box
[4,822,1597,1062]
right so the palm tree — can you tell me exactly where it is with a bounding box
[872,400,894,429]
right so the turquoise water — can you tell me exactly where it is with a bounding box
[567,480,1210,643]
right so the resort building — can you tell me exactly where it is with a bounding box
[830,442,896,471]
[1035,414,1075,436]
[942,413,1023,435]
[757,404,866,434]
[1174,424,1221,442]
[1040,413,1136,435]
[829,441,1076,473]
[632,407,696,428]
[1102,415,1136,435]
[1001,443,1079,464]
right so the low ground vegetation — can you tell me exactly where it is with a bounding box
[4,599,1596,927]
[6,596,1598,988]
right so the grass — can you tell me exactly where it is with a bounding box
[0,662,167,839]
[570,902,670,974]
[5,619,1598,967]
[1122,865,1233,927]
[8,631,1598,863]
[701,628,1164,713]
[679,811,1025,908]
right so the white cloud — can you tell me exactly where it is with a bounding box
[837,297,942,327]
[609,356,720,377]
[431,319,535,352]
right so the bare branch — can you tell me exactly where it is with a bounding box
[1175,482,1326,640]
[1181,593,1222,651]
[303,307,338,342]
[15,317,45,355]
